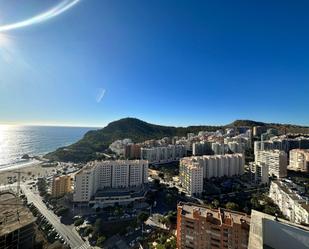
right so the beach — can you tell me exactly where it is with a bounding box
[0,160,62,185]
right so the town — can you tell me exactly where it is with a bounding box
[1,123,309,249]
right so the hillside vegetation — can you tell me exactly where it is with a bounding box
[45,117,309,162]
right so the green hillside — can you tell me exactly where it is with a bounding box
[44,117,309,162]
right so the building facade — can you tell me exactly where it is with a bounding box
[177,202,250,249]
[289,149,309,172]
[140,145,186,164]
[73,160,148,204]
[250,163,269,185]
[180,154,245,195]
[124,144,141,159]
[255,150,287,178]
[269,180,309,225]
[51,175,72,197]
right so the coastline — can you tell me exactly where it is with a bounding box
[0,159,42,173]
[0,159,61,185]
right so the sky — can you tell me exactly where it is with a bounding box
[0,0,309,127]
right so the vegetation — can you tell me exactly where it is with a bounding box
[45,117,309,162]
[74,218,84,226]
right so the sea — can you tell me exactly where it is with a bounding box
[0,125,96,169]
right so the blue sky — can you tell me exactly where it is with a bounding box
[0,0,309,127]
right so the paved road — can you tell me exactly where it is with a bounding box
[20,184,89,249]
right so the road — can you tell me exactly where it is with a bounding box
[20,184,90,249]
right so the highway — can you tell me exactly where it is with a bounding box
[19,184,90,249]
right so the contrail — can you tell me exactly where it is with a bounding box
[0,0,80,32]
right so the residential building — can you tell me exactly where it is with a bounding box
[248,210,309,249]
[255,150,287,178]
[140,145,186,164]
[192,141,212,156]
[73,160,148,206]
[180,154,244,195]
[179,160,203,196]
[254,136,309,154]
[177,202,250,249]
[227,141,245,154]
[0,192,36,249]
[124,144,141,159]
[211,142,228,155]
[250,163,269,185]
[269,180,309,225]
[289,149,309,172]
[253,126,267,137]
[51,175,72,197]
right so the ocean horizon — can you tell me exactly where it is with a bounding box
[0,125,96,168]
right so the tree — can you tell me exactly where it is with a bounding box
[137,212,149,224]
[212,199,220,208]
[96,235,106,247]
[158,172,164,179]
[74,218,84,226]
[84,226,94,236]
[225,202,239,211]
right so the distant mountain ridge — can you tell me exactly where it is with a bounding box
[45,117,309,162]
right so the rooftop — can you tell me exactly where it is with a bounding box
[178,202,250,227]
[0,191,36,236]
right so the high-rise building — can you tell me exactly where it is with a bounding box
[51,175,72,197]
[73,160,148,206]
[227,141,245,154]
[248,210,309,249]
[179,160,203,196]
[288,149,309,172]
[250,162,269,185]
[124,144,141,159]
[255,150,287,178]
[0,192,36,249]
[180,154,245,195]
[192,141,212,156]
[177,202,250,249]
[253,126,267,137]
[140,145,186,164]
[269,180,309,225]
[211,142,228,155]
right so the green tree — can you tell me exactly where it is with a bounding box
[74,218,84,226]
[137,212,149,224]
[225,202,239,211]
[212,199,220,208]
[96,235,106,247]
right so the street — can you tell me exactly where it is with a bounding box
[20,183,90,249]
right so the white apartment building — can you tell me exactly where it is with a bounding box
[289,149,309,172]
[180,154,245,195]
[255,150,287,178]
[250,162,269,185]
[192,141,212,156]
[211,142,228,155]
[140,145,186,164]
[269,180,309,225]
[179,160,203,196]
[73,160,148,203]
[227,141,245,154]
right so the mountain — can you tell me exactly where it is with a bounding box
[45,117,309,162]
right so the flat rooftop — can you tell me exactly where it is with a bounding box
[0,191,36,236]
[178,202,250,227]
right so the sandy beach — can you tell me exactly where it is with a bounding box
[0,160,62,185]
